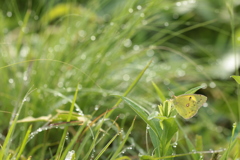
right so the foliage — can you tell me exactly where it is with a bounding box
[0,0,240,159]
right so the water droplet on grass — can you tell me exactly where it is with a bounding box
[123,39,132,47]
[78,30,86,37]
[176,2,182,6]
[164,22,169,27]
[137,5,142,10]
[7,11,12,17]
[209,82,216,88]
[9,78,14,84]
[94,105,99,110]
[123,74,130,81]
[128,8,133,13]
[65,150,75,160]
[90,36,96,41]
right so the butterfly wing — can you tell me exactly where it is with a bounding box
[173,94,207,119]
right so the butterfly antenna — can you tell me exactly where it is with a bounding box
[167,87,175,98]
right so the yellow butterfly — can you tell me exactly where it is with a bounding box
[172,94,207,119]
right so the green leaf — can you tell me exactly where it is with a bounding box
[120,96,159,137]
[121,96,178,157]
[184,86,205,94]
[231,75,240,84]
[152,81,166,102]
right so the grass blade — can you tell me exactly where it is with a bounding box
[60,122,88,160]
[152,81,166,102]
[16,125,32,160]
[110,117,136,160]
[55,84,79,160]
[0,88,35,159]
[94,133,119,160]
[107,60,153,117]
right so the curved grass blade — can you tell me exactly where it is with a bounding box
[106,60,153,117]
[184,85,205,94]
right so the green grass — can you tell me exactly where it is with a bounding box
[0,0,240,159]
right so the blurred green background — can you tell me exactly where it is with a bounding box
[0,0,240,159]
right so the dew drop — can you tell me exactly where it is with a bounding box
[172,142,178,148]
[133,45,140,51]
[94,105,99,110]
[176,2,182,6]
[146,125,150,130]
[7,11,12,17]
[128,8,133,13]
[201,83,207,89]
[65,150,75,160]
[90,36,96,41]
[163,79,170,85]
[78,30,86,37]
[209,82,216,88]
[176,69,185,77]
[146,49,154,57]
[9,78,14,84]
[137,5,142,10]
[123,39,132,47]
[123,74,130,81]
[164,22,169,27]
[203,102,208,107]
[189,0,196,3]
[81,54,86,60]
[191,149,196,154]
[182,1,188,5]
[209,149,214,153]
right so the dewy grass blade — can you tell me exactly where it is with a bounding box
[55,84,79,160]
[107,59,153,117]
[110,117,136,160]
[94,133,119,160]
[0,87,36,160]
[15,125,32,160]
[82,115,106,160]
[120,96,159,139]
[60,122,88,160]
